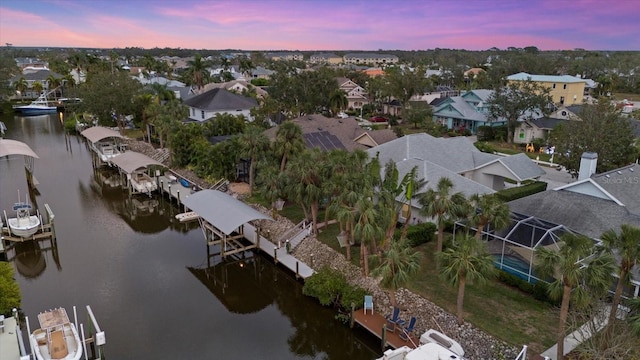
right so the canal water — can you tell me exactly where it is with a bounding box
[0,113,379,359]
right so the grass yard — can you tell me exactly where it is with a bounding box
[611,92,640,102]
[314,226,559,354]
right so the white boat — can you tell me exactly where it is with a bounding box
[130,172,157,194]
[378,342,465,360]
[5,201,41,238]
[420,329,465,356]
[13,90,60,116]
[29,308,83,360]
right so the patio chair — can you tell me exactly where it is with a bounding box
[364,295,374,315]
[385,307,400,331]
[398,316,417,341]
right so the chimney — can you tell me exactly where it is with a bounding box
[578,152,598,181]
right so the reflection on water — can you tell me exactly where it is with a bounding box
[1,112,379,359]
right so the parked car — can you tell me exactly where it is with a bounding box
[337,112,349,119]
[369,115,389,123]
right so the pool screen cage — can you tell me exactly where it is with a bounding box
[454,212,585,284]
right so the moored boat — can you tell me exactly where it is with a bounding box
[13,90,60,116]
[5,201,41,239]
[29,308,83,360]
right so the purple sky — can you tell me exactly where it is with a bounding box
[1,0,638,51]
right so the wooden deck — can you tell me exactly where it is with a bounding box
[353,308,418,350]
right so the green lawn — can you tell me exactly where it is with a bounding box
[314,226,558,354]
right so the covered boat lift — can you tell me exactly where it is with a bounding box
[0,138,40,188]
[182,190,273,259]
[109,151,166,196]
[80,127,126,165]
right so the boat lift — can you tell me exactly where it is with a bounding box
[24,305,106,360]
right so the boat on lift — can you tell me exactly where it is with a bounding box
[29,308,83,360]
[4,192,41,239]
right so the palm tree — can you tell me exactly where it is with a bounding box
[438,233,495,324]
[238,125,270,196]
[274,121,305,172]
[14,77,28,98]
[284,149,325,234]
[600,224,640,339]
[329,89,348,116]
[468,194,511,241]
[353,195,382,276]
[188,54,207,90]
[399,166,427,240]
[46,75,61,94]
[137,93,155,142]
[373,238,422,307]
[32,81,44,97]
[418,177,468,254]
[256,162,286,218]
[536,233,616,360]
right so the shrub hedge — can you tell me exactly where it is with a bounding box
[394,222,437,247]
[497,270,559,306]
[495,181,548,202]
[302,266,367,310]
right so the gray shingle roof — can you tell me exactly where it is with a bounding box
[509,190,640,240]
[433,96,489,122]
[183,88,258,112]
[528,117,566,130]
[592,164,640,216]
[492,153,546,181]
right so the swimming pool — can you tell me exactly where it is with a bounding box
[493,254,538,283]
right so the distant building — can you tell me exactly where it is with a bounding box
[309,53,342,65]
[343,53,398,66]
[267,52,304,61]
[507,72,586,106]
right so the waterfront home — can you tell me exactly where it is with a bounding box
[183,88,258,122]
[507,72,586,106]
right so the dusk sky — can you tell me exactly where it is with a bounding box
[1,0,638,51]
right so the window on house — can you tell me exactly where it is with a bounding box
[560,96,565,105]
[201,111,205,119]
[519,130,525,139]
[552,83,556,89]
[563,84,567,90]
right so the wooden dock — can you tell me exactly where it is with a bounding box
[352,308,418,350]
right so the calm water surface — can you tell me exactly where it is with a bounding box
[0,113,379,359]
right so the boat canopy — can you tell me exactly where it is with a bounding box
[183,190,273,235]
[81,126,124,143]
[110,151,165,174]
[0,139,39,158]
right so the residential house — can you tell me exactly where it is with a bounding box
[411,86,460,103]
[10,69,65,98]
[463,67,486,80]
[15,57,48,70]
[343,53,399,66]
[183,88,258,122]
[309,53,342,65]
[263,114,396,152]
[209,65,244,81]
[431,89,506,134]
[193,80,267,99]
[513,117,566,144]
[509,153,640,297]
[363,67,384,77]
[367,133,545,223]
[507,72,586,106]
[250,66,275,80]
[336,77,369,110]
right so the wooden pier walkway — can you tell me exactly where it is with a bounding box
[353,308,418,350]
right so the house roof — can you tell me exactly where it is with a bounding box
[109,151,165,174]
[11,69,63,82]
[367,133,544,181]
[344,53,398,60]
[462,89,493,102]
[183,88,258,112]
[264,114,395,152]
[433,96,488,122]
[81,126,124,143]
[527,117,566,130]
[509,189,640,240]
[590,164,640,215]
[507,72,586,84]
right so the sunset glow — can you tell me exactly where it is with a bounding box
[0,0,638,50]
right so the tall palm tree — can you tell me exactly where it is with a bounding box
[536,233,615,360]
[438,233,495,324]
[137,93,155,142]
[46,75,61,93]
[14,77,28,98]
[373,238,422,307]
[188,54,207,90]
[238,125,270,196]
[600,224,640,339]
[32,81,44,96]
[469,194,511,241]
[399,166,427,240]
[329,89,348,116]
[418,177,468,254]
[274,121,305,172]
[353,195,382,276]
[284,149,325,234]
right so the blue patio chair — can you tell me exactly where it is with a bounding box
[364,295,374,315]
[398,316,417,341]
[385,307,400,331]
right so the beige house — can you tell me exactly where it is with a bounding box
[267,52,304,61]
[336,77,369,110]
[507,72,586,106]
